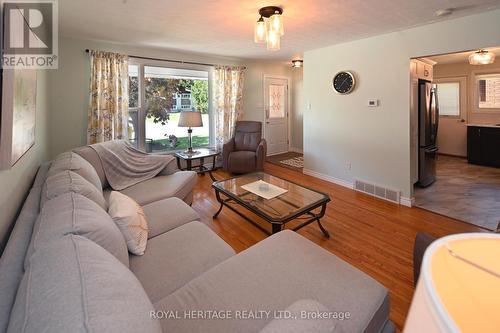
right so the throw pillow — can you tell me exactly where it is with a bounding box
[108,191,149,255]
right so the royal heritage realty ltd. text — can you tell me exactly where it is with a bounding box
[150,310,352,321]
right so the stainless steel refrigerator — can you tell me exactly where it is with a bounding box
[417,80,439,187]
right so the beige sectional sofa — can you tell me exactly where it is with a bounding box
[0,147,395,333]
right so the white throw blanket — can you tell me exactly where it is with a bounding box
[90,140,175,190]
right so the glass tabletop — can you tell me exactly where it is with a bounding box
[175,147,219,160]
[213,172,329,222]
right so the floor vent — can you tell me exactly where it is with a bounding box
[354,180,401,204]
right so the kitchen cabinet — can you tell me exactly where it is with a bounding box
[411,59,433,81]
[467,125,500,167]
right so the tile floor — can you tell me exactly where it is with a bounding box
[414,155,500,230]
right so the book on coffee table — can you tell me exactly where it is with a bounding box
[241,180,288,200]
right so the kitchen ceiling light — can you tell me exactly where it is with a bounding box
[291,60,303,68]
[254,6,283,51]
[469,50,495,65]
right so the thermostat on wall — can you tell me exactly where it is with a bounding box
[367,99,379,107]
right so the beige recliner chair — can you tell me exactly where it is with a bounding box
[222,121,267,174]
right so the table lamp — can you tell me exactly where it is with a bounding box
[178,111,203,154]
[404,233,500,333]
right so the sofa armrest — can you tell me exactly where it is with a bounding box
[157,158,178,176]
[413,232,436,286]
[222,138,235,170]
[256,139,267,171]
[259,299,338,333]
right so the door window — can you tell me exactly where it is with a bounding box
[437,82,460,117]
[269,84,285,118]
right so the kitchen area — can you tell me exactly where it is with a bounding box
[411,47,500,231]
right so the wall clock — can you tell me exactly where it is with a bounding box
[332,71,356,94]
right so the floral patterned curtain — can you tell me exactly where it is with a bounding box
[213,65,246,151]
[87,50,129,144]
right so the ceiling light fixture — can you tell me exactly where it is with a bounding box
[435,8,454,17]
[291,60,303,68]
[469,49,496,65]
[254,6,284,51]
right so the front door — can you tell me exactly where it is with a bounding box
[264,77,289,155]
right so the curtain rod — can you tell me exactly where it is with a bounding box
[85,49,246,69]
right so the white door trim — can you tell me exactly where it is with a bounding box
[262,74,291,156]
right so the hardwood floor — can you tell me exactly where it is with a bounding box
[192,163,483,331]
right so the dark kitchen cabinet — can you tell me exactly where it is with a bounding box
[467,126,500,168]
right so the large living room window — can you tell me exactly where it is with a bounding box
[128,62,212,153]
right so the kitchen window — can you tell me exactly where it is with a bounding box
[127,62,213,153]
[475,73,500,111]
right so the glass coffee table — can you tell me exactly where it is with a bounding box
[212,172,331,238]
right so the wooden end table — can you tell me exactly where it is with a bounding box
[175,147,219,181]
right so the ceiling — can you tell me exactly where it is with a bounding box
[59,0,500,61]
[425,47,500,64]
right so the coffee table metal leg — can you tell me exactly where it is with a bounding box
[316,220,330,238]
[213,190,224,218]
[316,203,330,238]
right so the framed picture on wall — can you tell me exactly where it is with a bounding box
[0,68,38,169]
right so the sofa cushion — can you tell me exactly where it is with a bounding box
[228,151,256,173]
[259,299,338,333]
[108,191,149,255]
[119,171,197,206]
[142,197,200,239]
[0,163,50,333]
[73,145,109,188]
[47,151,103,190]
[40,170,107,209]
[8,235,161,333]
[26,192,129,268]
[154,230,389,333]
[129,222,235,303]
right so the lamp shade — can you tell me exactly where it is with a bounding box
[267,30,280,51]
[404,233,500,333]
[254,17,267,43]
[178,111,203,128]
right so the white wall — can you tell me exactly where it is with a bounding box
[291,68,304,151]
[0,69,50,253]
[241,60,291,122]
[303,9,500,199]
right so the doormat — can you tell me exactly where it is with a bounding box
[279,156,304,168]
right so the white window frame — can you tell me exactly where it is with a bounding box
[128,62,142,146]
[434,77,467,119]
[472,71,500,114]
[128,58,214,153]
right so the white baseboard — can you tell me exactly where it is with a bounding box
[289,147,303,154]
[303,168,354,189]
[303,168,414,207]
[399,196,415,207]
